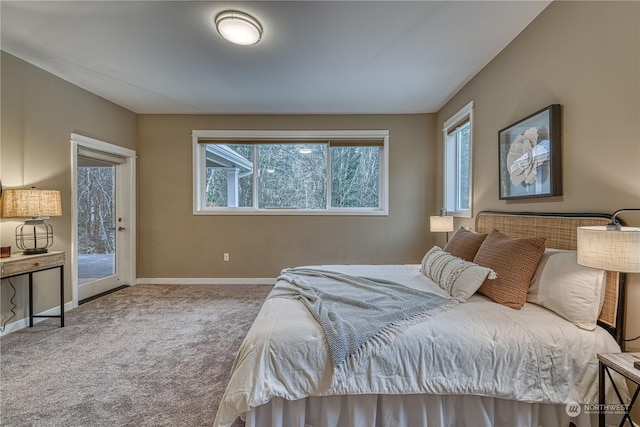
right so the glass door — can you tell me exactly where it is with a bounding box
[71,133,136,306]
[76,149,124,302]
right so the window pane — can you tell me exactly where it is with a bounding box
[77,165,116,283]
[331,146,379,208]
[257,144,327,209]
[456,124,470,211]
[204,144,253,207]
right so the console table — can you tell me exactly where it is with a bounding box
[0,251,65,327]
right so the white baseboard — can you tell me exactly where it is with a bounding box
[136,278,276,285]
[0,301,74,336]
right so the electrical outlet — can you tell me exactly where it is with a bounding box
[223,253,229,261]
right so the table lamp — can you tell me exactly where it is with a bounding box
[430,208,454,242]
[1,187,62,255]
[577,208,640,368]
[577,209,640,273]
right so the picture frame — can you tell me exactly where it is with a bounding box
[498,104,562,200]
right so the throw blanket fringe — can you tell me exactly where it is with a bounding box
[269,268,457,384]
[334,301,458,383]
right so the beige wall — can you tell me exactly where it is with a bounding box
[137,114,438,279]
[0,52,138,323]
[436,0,640,358]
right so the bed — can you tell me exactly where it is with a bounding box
[214,212,629,427]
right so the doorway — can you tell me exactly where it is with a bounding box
[71,134,136,305]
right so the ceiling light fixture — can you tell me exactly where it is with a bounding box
[215,10,262,46]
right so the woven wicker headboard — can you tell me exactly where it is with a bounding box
[475,211,626,348]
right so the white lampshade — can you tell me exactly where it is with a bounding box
[215,11,262,46]
[430,215,454,233]
[577,226,640,273]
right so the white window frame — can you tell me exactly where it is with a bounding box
[193,130,389,216]
[442,101,473,218]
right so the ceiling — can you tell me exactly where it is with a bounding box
[0,1,551,115]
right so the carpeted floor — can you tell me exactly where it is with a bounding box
[0,284,273,427]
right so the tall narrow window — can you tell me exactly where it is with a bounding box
[443,101,473,217]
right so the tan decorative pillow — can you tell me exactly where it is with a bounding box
[473,230,546,309]
[443,228,488,262]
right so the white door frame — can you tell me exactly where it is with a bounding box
[70,133,136,307]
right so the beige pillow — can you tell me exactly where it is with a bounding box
[473,230,546,309]
[443,228,488,262]
[528,249,606,330]
[421,246,497,302]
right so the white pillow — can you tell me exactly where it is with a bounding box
[420,246,497,302]
[528,249,607,331]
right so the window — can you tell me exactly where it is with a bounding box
[443,101,473,217]
[193,130,389,215]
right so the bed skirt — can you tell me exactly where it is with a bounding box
[243,394,620,427]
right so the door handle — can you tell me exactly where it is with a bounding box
[118,227,126,231]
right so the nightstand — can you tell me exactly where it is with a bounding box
[0,251,65,327]
[598,352,640,427]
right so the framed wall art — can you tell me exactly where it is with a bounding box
[498,104,562,200]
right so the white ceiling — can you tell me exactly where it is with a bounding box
[0,1,551,114]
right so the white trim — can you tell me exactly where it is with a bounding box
[0,301,74,336]
[193,134,203,216]
[70,133,137,307]
[442,101,474,218]
[193,130,389,216]
[136,278,275,285]
[192,129,389,140]
[443,101,474,131]
[71,133,136,158]
[192,208,388,216]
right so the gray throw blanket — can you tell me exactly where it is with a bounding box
[269,268,457,381]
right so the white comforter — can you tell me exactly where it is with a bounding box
[214,265,623,427]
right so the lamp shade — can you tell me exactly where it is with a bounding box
[2,189,62,218]
[215,11,262,46]
[430,215,454,233]
[577,226,640,273]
